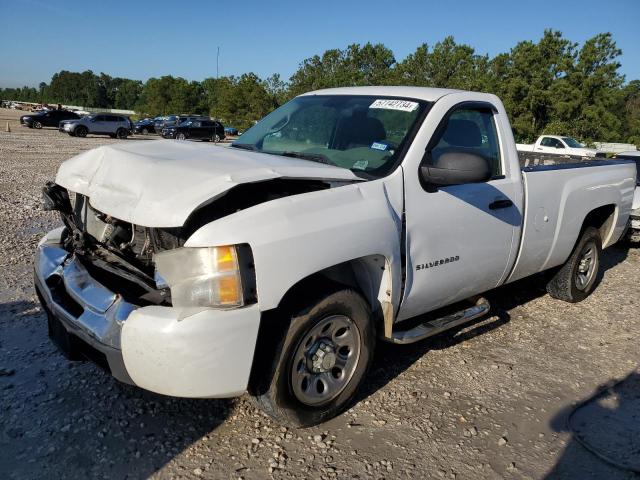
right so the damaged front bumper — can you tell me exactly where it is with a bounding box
[34,227,261,398]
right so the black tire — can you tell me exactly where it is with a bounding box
[546,226,602,303]
[33,121,42,129]
[141,128,149,135]
[75,126,88,138]
[116,128,128,139]
[251,289,375,427]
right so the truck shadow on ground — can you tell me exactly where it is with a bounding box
[544,368,640,479]
[0,299,233,479]
[359,244,631,402]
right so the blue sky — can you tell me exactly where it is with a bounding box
[1,0,639,87]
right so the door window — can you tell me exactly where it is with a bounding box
[541,138,563,148]
[429,107,502,177]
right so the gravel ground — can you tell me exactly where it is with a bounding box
[0,108,639,479]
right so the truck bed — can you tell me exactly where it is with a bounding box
[506,159,636,283]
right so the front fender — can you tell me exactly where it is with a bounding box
[185,171,405,313]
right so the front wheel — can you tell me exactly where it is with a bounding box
[251,289,375,427]
[75,126,88,138]
[546,226,602,302]
[33,121,42,129]
[213,134,221,143]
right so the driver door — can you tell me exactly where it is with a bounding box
[398,102,521,320]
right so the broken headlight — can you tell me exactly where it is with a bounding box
[153,246,245,308]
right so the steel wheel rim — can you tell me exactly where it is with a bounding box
[576,242,598,290]
[290,315,361,406]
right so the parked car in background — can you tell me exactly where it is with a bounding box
[162,119,225,141]
[613,150,640,242]
[20,110,79,129]
[516,135,598,158]
[156,115,186,131]
[224,126,239,136]
[153,116,169,133]
[133,118,156,134]
[60,114,132,139]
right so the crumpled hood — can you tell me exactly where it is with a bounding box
[55,141,361,227]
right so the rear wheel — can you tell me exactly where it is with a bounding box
[546,226,602,302]
[33,121,42,129]
[75,126,88,138]
[176,132,187,141]
[214,133,221,143]
[116,128,128,139]
[251,289,375,427]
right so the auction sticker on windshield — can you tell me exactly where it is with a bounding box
[369,99,419,112]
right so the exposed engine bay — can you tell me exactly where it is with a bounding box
[42,178,334,305]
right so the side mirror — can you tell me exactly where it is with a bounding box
[420,151,491,188]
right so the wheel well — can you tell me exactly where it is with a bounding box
[276,256,390,328]
[247,255,392,395]
[581,204,616,245]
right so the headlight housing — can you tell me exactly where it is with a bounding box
[154,245,252,308]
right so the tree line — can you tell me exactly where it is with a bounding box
[2,30,639,144]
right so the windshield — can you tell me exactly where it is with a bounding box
[232,95,429,178]
[561,137,584,148]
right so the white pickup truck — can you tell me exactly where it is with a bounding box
[516,134,598,158]
[35,87,636,426]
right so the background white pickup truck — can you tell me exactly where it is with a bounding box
[35,86,636,426]
[516,134,598,158]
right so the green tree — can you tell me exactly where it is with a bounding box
[288,43,395,96]
[395,37,490,90]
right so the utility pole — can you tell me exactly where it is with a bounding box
[216,46,220,79]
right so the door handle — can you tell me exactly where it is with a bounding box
[489,199,513,210]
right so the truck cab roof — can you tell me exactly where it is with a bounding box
[301,86,464,102]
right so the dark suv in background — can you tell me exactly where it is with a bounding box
[133,118,156,134]
[161,119,225,142]
[20,109,79,128]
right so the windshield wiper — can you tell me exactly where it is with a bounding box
[231,143,255,151]
[280,151,336,166]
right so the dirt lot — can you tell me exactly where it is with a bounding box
[0,107,639,479]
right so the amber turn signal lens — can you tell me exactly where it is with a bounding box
[215,245,237,272]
